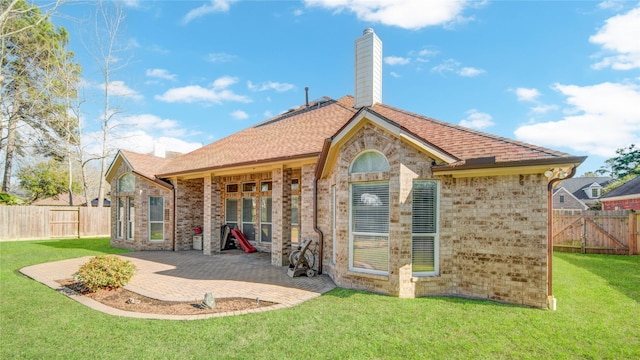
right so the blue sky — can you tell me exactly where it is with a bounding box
[51,0,640,175]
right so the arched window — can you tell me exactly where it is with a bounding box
[349,150,390,275]
[350,151,390,173]
[117,173,135,193]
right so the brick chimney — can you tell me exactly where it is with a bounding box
[354,28,382,108]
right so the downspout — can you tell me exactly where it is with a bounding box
[546,166,576,309]
[171,179,177,252]
[313,139,333,275]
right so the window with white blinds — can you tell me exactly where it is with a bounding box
[412,180,439,275]
[242,197,256,241]
[350,182,389,274]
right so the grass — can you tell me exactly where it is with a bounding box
[1,238,639,359]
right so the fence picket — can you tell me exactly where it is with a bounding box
[0,206,110,241]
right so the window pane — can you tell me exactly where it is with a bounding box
[226,184,238,193]
[242,223,256,241]
[260,197,272,222]
[149,197,163,222]
[150,223,164,241]
[350,151,390,173]
[352,183,389,233]
[226,198,238,222]
[261,224,272,243]
[291,225,299,243]
[412,181,437,234]
[412,235,435,272]
[118,173,135,192]
[242,198,255,222]
[243,183,256,192]
[291,195,299,225]
[261,181,272,191]
[353,234,388,272]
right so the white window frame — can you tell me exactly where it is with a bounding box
[126,197,134,240]
[411,180,440,277]
[225,198,238,229]
[349,181,390,276]
[241,197,256,241]
[260,196,272,243]
[149,196,164,241]
[291,195,300,243]
[116,197,124,239]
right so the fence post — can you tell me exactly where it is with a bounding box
[630,211,637,255]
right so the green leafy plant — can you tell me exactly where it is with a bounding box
[73,255,136,292]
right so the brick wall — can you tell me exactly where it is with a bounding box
[318,122,550,308]
[174,178,204,251]
[603,197,640,210]
[109,161,173,251]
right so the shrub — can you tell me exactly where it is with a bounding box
[74,255,137,292]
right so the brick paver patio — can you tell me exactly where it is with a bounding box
[20,249,336,320]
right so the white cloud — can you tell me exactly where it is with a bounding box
[590,5,640,70]
[514,87,541,102]
[459,67,485,77]
[247,81,295,92]
[100,80,143,100]
[514,81,640,157]
[121,0,141,8]
[598,0,625,11]
[156,76,251,104]
[145,68,176,81]
[230,110,249,120]
[459,109,495,129]
[207,52,236,63]
[530,104,558,114]
[304,0,469,30]
[431,59,484,77]
[182,0,237,24]
[384,56,410,65]
[390,71,400,78]
[118,114,178,132]
[293,8,304,16]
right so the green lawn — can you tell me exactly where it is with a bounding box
[1,238,639,359]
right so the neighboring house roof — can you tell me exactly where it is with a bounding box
[554,177,612,201]
[154,96,584,178]
[32,193,86,206]
[601,176,640,200]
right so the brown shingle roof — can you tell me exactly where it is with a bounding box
[158,96,358,176]
[120,150,173,181]
[141,95,581,178]
[369,103,573,165]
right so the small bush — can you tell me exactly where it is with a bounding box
[74,255,136,292]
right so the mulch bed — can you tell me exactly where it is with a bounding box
[57,279,277,315]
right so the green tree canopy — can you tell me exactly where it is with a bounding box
[17,159,81,202]
[1,0,80,192]
[597,144,640,180]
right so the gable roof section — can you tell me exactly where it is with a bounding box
[106,150,173,188]
[552,187,589,210]
[158,96,358,177]
[556,177,612,200]
[369,103,582,167]
[601,176,640,200]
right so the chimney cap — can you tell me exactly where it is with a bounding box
[363,28,374,35]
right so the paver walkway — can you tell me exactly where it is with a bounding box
[20,249,336,320]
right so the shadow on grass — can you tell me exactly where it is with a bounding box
[556,252,640,303]
[322,287,524,309]
[32,237,130,255]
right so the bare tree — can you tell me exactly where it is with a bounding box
[84,0,130,207]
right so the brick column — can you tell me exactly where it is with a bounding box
[272,167,292,266]
[211,177,222,254]
[203,175,212,255]
[301,164,316,242]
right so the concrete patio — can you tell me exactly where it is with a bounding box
[20,249,336,320]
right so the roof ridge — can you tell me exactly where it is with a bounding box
[376,102,571,159]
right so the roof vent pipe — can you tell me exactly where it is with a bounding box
[305,87,309,108]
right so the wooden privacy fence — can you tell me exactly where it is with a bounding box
[0,206,110,241]
[553,210,639,255]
